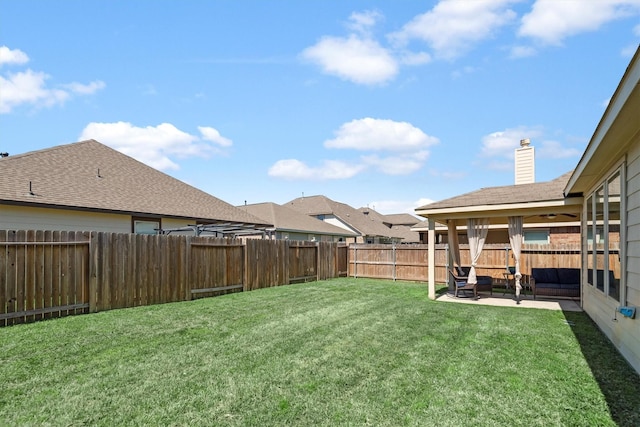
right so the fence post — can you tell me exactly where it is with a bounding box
[89,231,99,313]
[392,242,397,281]
[316,242,320,282]
[354,244,357,279]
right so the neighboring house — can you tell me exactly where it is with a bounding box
[285,195,405,243]
[416,46,640,374]
[357,208,422,243]
[0,139,272,236]
[238,202,357,242]
[413,171,585,245]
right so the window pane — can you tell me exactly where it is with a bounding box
[524,230,549,244]
[595,186,605,292]
[607,171,621,301]
[134,220,159,235]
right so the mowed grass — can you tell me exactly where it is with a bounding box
[1,278,639,426]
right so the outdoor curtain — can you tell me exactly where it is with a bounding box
[447,220,462,275]
[508,216,524,298]
[467,218,490,284]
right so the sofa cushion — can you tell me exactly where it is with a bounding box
[476,276,493,286]
[557,268,580,285]
[559,283,580,290]
[532,268,559,284]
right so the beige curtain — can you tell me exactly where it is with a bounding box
[447,220,462,274]
[467,218,489,284]
[508,216,524,299]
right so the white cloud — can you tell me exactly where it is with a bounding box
[0,46,29,66]
[270,118,438,180]
[480,126,582,165]
[389,0,518,59]
[480,126,543,158]
[0,70,69,113]
[268,159,364,180]
[301,34,398,85]
[324,118,439,151]
[79,122,232,171]
[198,126,233,147]
[519,0,640,45]
[62,80,106,95]
[0,46,105,114]
[346,10,383,36]
[537,140,583,159]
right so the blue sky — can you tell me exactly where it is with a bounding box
[2,1,639,216]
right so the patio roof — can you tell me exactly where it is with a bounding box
[415,171,582,226]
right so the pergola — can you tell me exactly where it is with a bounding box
[414,173,583,301]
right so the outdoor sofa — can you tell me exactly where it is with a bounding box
[530,267,580,298]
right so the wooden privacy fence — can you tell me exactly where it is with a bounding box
[0,230,347,326]
[347,243,607,283]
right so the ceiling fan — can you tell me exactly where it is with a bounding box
[526,213,578,220]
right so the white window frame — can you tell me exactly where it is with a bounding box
[583,162,625,303]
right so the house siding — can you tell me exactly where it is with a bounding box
[584,141,640,374]
[0,205,130,233]
[0,205,196,235]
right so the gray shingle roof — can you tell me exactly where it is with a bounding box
[0,139,271,226]
[416,171,574,211]
[285,195,405,239]
[238,202,357,237]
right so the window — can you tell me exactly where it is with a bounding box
[607,171,621,302]
[586,167,622,301]
[595,185,605,292]
[524,230,549,244]
[132,217,160,235]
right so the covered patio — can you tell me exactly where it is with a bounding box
[415,172,583,305]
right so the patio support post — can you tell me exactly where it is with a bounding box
[428,218,436,300]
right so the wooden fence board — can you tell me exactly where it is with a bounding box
[0,231,7,326]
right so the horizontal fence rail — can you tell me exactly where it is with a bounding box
[1,230,346,326]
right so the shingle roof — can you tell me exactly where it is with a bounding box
[356,208,421,243]
[285,195,405,239]
[381,213,420,226]
[0,139,271,226]
[416,171,574,211]
[238,202,357,237]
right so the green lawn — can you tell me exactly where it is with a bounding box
[1,278,639,426]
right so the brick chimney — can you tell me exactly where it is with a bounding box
[515,138,535,185]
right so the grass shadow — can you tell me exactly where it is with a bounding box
[563,310,640,427]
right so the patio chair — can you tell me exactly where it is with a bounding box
[449,269,478,299]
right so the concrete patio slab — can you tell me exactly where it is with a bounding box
[436,292,582,312]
